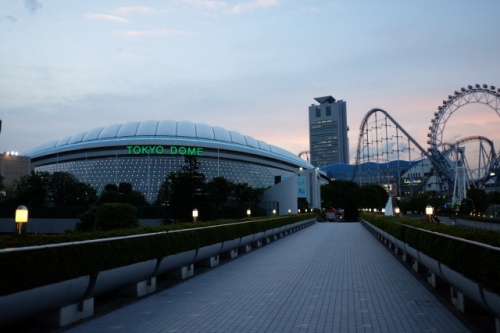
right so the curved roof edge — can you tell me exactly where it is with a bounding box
[24,120,313,169]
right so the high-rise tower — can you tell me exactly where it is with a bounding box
[308,96,349,167]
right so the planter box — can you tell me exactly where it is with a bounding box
[156,250,197,276]
[90,260,156,297]
[0,276,90,327]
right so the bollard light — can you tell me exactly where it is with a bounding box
[247,209,251,218]
[288,209,291,214]
[192,209,198,223]
[395,207,400,215]
[425,205,433,222]
[15,205,28,235]
[272,209,276,216]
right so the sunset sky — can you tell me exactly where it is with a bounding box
[1,0,499,163]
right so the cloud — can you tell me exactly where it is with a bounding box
[85,13,129,23]
[183,0,227,9]
[230,0,279,14]
[23,0,42,15]
[116,29,192,37]
[115,7,157,14]
[3,15,18,23]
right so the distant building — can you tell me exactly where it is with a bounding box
[308,96,349,167]
[0,153,31,190]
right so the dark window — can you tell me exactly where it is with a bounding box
[316,108,320,117]
[326,106,331,116]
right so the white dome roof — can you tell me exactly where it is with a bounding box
[25,120,312,168]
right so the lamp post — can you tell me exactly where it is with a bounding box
[395,207,400,216]
[15,205,28,235]
[247,209,251,218]
[272,209,276,216]
[192,209,198,223]
[425,205,433,222]
[288,209,291,214]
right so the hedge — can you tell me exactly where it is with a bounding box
[362,213,500,294]
[0,214,315,296]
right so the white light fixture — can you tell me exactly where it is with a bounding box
[15,205,28,234]
[425,205,433,222]
[192,209,198,223]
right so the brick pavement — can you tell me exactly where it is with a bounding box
[63,222,471,333]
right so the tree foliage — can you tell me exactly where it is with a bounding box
[76,203,139,231]
[12,171,97,209]
[155,157,264,222]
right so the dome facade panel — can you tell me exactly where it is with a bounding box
[31,140,58,153]
[177,121,196,137]
[98,124,122,139]
[136,120,159,136]
[55,136,72,147]
[117,121,140,137]
[213,126,231,142]
[257,140,270,151]
[82,127,105,142]
[195,123,215,139]
[68,132,87,144]
[157,120,177,136]
[270,145,300,163]
[229,131,246,145]
[244,135,259,148]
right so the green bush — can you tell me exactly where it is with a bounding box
[362,213,500,294]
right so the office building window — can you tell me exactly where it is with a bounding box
[326,106,331,116]
[316,108,320,117]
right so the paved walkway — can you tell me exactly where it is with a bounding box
[63,222,470,333]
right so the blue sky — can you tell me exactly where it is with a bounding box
[1,0,500,163]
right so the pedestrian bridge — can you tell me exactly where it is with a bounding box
[51,222,489,332]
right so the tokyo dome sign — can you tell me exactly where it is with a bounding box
[126,145,203,156]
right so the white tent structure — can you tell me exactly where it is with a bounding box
[384,196,397,216]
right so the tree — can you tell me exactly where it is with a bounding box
[96,182,149,208]
[118,182,149,206]
[96,184,121,205]
[466,188,487,213]
[95,203,139,230]
[76,203,139,231]
[321,180,360,210]
[161,156,208,221]
[359,184,388,210]
[13,171,51,209]
[49,172,97,206]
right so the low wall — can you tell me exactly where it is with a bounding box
[362,219,500,323]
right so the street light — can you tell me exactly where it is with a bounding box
[15,205,28,235]
[425,205,433,222]
[192,209,198,223]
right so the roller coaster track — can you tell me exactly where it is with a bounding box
[352,84,500,199]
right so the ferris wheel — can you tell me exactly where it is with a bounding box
[427,84,500,189]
